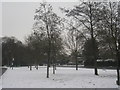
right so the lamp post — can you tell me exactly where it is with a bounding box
[12,58,14,70]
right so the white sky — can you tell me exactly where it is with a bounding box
[1,2,79,42]
[1,0,119,43]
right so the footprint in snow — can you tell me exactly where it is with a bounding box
[89,82,91,83]
[64,84,66,85]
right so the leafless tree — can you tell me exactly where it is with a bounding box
[34,2,62,78]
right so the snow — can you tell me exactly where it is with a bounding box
[2,66,119,88]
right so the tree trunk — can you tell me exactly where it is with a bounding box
[55,64,57,70]
[75,54,78,70]
[53,64,55,74]
[54,54,57,70]
[30,65,32,71]
[117,68,120,85]
[47,56,50,78]
[53,58,56,74]
[93,39,98,75]
[52,39,56,74]
[91,32,98,75]
[47,39,51,78]
[89,4,98,75]
[116,48,120,85]
[94,59,98,75]
[36,65,38,70]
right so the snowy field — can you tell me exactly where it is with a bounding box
[2,66,119,88]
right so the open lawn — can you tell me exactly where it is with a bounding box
[2,66,119,88]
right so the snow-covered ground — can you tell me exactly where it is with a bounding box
[2,66,119,88]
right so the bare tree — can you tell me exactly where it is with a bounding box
[99,2,120,85]
[34,2,62,78]
[62,19,85,70]
[61,2,102,75]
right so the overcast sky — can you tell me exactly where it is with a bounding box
[2,2,79,42]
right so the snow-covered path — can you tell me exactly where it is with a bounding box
[2,66,119,88]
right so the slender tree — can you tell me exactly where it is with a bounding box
[34,2,62,78]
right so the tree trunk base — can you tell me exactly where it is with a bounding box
[47,64,49,78]
[30,66,32,71]
[76,68,78,70]
[95,68,98,75]
[117,68,120,85]
[53,64,55,74]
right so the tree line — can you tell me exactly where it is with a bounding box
[1,1,120,85]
